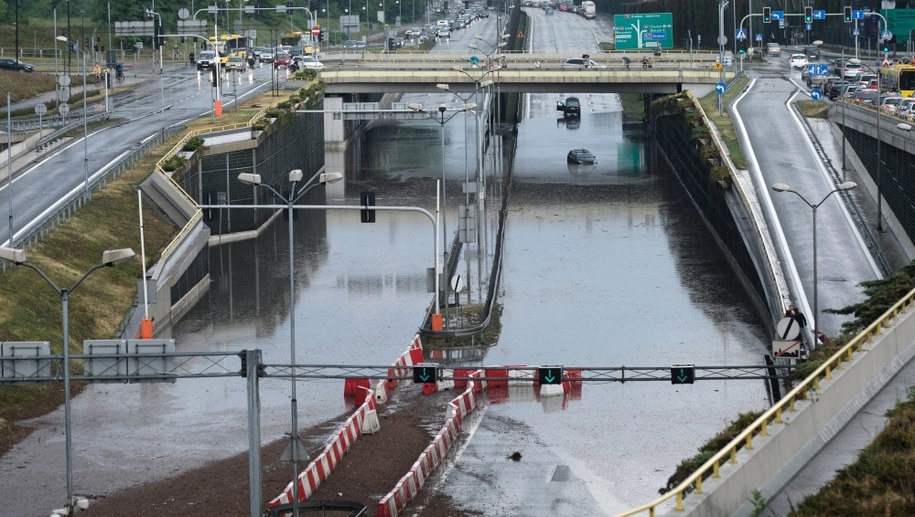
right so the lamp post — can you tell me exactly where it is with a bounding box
[0,83,12,245]
[406,102,477,329]
[771,181,857,344]
[237,169,343,517]
[55,35,90,201]
[0,246,136,516]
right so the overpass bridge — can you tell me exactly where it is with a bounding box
[318,53,736,96]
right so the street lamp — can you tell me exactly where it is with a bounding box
[771,181,857,345]
[55,35,90,201]
[0,83,12,245]
[0,245,136,516]
[406,101,477,329]
[237,169,343,517]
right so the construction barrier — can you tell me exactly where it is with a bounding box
[267,335,424,511]
[376,369,485,517]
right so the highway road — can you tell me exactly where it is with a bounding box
[0,60,280,247]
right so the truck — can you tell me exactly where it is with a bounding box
[580,1,596,19]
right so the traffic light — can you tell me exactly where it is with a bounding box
[319,29,325,43]
[412,364,437,384]
[671,365,696,385]
[360,191,376,223]
[844,6,852,23]
[538,367,562,386]
[804,6,813,24]
[762,7,771,24]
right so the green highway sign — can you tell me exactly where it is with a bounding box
[884,9,915,44]
[613,13,674,50]
[671,365,695,385]
[413,364,437,384]
[538,367,563,386]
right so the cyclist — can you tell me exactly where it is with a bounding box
[115,62,125,82]
[93,62,102,83]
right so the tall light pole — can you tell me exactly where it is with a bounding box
[55,35,90,201]
[771,181,857,344]
[237,169,343,517]
[406,102,477,329]
[0,84,12,245]
[0,246,136,517]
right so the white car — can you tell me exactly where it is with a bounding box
[293,55,324,71]
[789,54,808,69]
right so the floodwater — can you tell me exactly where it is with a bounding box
[0,90,770,516]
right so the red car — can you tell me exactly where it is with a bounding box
[273,51,291,67]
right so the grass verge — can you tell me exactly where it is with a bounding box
[796,99,830,118]
[696,75,749,170]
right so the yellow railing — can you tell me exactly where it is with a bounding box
[617,286,915,516]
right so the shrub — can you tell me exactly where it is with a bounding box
[182,136,205,152]
[160,155,186,173]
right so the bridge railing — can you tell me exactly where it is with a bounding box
[617,285,915,516]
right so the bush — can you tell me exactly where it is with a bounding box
[160,155,186,173]
[182,136,205,152]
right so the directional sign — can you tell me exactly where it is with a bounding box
[813,10,826,21]
[412,364,437,384]
[810,87,823,100]
[671,365,695,385]
[771,10,784,21]
[756,33,763,42]
[736,28,747,40]
[853,9,865,20]
[881,31,893,41]
[115,20,155,37]
[177,20,207,35]
[715,81,727,95]
[853,28,860,37]
[806,63,829,76]
[806,23,812,31]
[538,367,563,386]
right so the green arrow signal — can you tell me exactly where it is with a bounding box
[670,365,695,384]
[677,369,688,383]
[538,367,563,385]
[544,370,556,383]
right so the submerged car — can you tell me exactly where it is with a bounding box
[556,97,581,117]
[567,148,597,164]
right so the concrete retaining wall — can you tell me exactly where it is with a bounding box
[683,306,915,516]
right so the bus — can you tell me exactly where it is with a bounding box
[879,64,915,98]
[280,31,316,48]
[207,34,248,65]
[580,1,596,19]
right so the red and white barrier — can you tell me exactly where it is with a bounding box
[267,335,425,511]
[376,370,485,517]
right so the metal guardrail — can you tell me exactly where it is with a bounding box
[617,285,915,516]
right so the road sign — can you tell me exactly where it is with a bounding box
[115,20,155,37]
[756,33,763,42]
[538,367,562,386]
[671,365,695,384]
[853,28,860,37]
[806,63,828,76]
[177,20,207,35]
[810,87,823,100]
[723,56,732,66]
[58,103,70,116]
[853,9,865,20]
[715,81,727,95]
[772,340,802,359]
[806,23,812,31]
[886,8,915,44]
[57,87,70,103]
[771,10,784,21]
[34,104,47,116]
[813,10,826,21]
[736,28,747,40]
[775,316,801,341]
[312,25,321,37]
[612,13,674,50]
[881,31,893,41]
[412,364,437,384]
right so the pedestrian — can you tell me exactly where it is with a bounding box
[173,45,180,61]
[641,56,649,69]
[93,61,101,83]
[787,304,807,330]
[622,56,631,70]
[501,55,508,69]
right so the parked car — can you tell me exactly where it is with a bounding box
[0,58,34,72]
[225,55,246,71]
[567,148,597,164]
[789,54,808,69]
[563,57,606,69]
[556,97,581,117]
[766,42,781,55]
